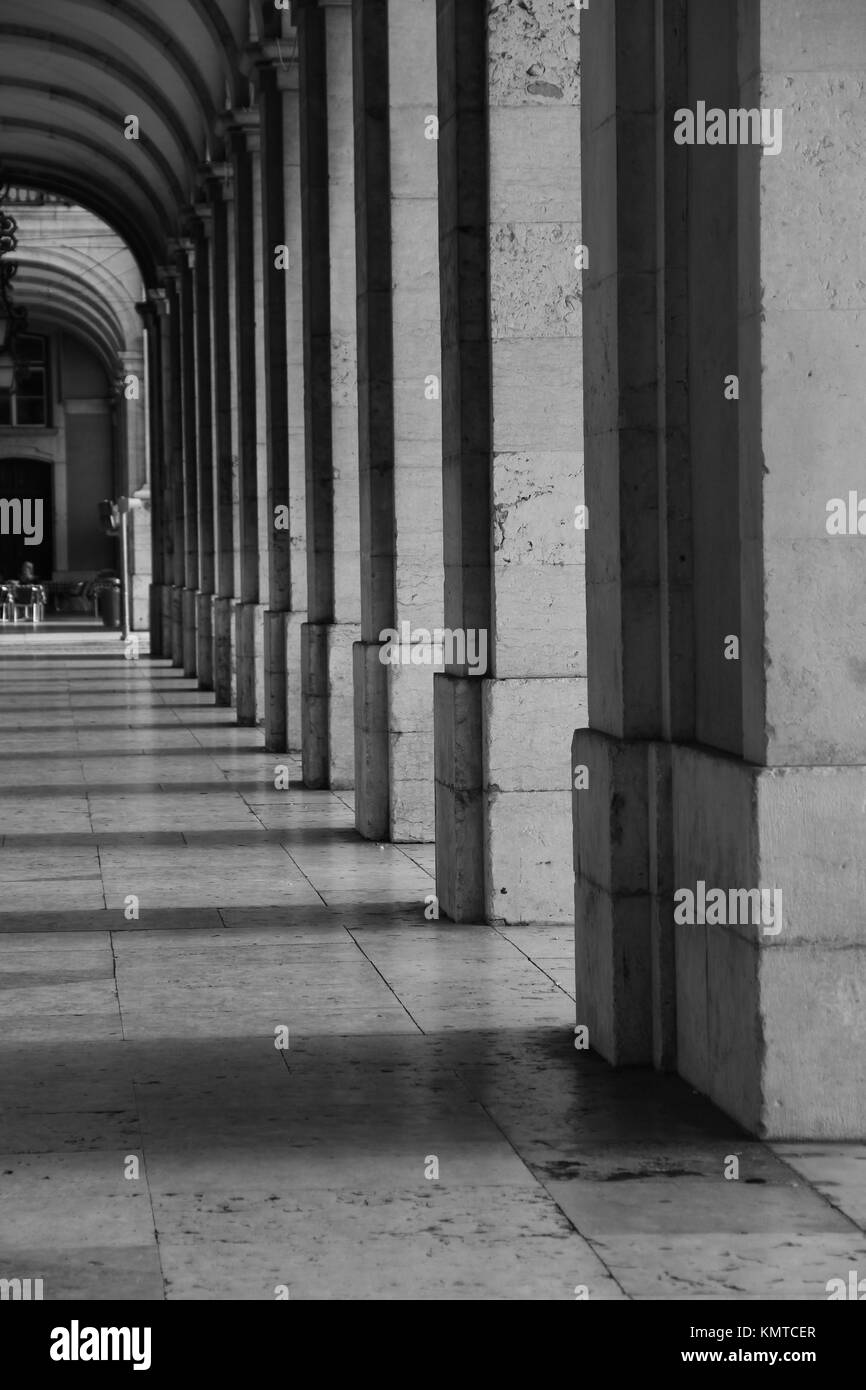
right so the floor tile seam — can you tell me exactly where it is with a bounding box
[127,1092,169,1301]
[149,679,237,787]
[342,927,428,1036]
[108,932,128,1043]
[109,898,168,1300]
[468,1094,633,1298]
[393,844,436,879]
[81,755,108,908]
[767,1147,866,1237]
[488,924,578,1001]
[240,801,330,911]
[182,697,257,770]
[82,928,170,1280]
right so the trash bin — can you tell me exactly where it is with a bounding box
[97,578,122,630]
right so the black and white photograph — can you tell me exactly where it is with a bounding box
[0,0,863,1352]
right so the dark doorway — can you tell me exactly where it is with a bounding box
[0,458,54,582]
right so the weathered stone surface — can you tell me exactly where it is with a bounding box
[213,597,236,707]
[235,601,266,728]
[486,678,585,792]
[327,622,361,788]
[488,789,573,923]
[761,944,866,1138]
[490,224,582,338]
[487,0,581,107]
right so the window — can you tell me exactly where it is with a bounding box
[0,335,50,428]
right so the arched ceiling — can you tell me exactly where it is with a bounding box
[0,1,270,285]
[6,201,147,379]
[14,264,130,375]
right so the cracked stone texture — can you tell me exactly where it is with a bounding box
[492,452,584,566]
[491,452,585,676]
[490,223,582,338]
[329,332,357,406]
[488,0,581,107]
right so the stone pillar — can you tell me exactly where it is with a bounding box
[141,299,167,652]
[676,0,866,1136]
[297,0,361,788]
[352,0,444,843]
[151,288,175,657]
[207,167,239,707]
[174,242,200,677]
[119,347,151,632]
[282,34,309,752]
[157,268,185,665]
[257,47,294,752]
[435,0,584,922]
[574,0,667,1069]
[576,0,866,1136]
[192,206,217,690]
[228,115,269,726]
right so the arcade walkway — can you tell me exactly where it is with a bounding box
[0,637,864,1301]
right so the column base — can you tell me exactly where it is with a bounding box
[388,654,436,843]
[354,642,437,842]
[672,746,866,1139]
[265,610,307,754]
[264,611,289,753]
[435,674,582,923]
[170,585,183,668]
[158,585,173,660]
[434,672,485,921]
[485,678,580,924]
[572,729,654,1066]
[235,601,266,727]
[354,641,390,840]
[301,621,360,789]
[181,588,198,678]
[286,609,306,754]
[196,593,215,691]
[149,584,166,657]
[213,598,236,708]
[573,729,866,1136]
[131,573,150,633]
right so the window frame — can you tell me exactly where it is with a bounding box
[0,334,51,429]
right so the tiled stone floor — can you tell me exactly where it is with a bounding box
[0,632,864,1300]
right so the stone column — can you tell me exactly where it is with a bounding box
[574,0,668,1069]
[140,298,167,651]
[174,242,200,677]
[157,267,185,665]
[119,346,151,632]
[675,0,866,1136]
[297,0,361,788]
[281,35,309,751]
[352,0,444,843]
[576,0,866,1136]
[207,167,239,707]
[191,206,217,689]
[435,0,584,922]
[257,48,294,752]
[227,114,269,726]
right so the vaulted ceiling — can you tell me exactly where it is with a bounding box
[0,1,282,282]
[11,202,145,375]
